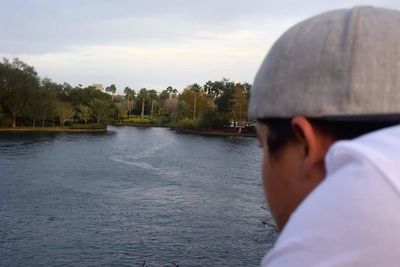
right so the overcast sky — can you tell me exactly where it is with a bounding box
[1,0,399,93]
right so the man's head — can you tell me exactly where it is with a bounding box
[248,6,400,230]
[256,117,398,230]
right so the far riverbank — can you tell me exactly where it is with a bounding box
[111,123,255,137]
[0,124,256,137]
[0,127,107,133]
[111,123,173,128]
[177,128,256,137]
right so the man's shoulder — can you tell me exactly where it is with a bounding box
[326,124,400,194]
[262,125,400,266]
[327,124,400,164]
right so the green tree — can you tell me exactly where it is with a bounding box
[90,99,110,124]
[204,80,225,100]
[55,82,73,101]
[0,58,40,127]
[210,78,235,114]
[173,100,192,122]
[68,86,112,107]
[116,102,128,122]
[78,104,92,125]
[230,83,248,133]
[28,82,58,127]
[243,82,252,99]
[179,85,212,120]
[57,102,75,127]
[198,108,228,129]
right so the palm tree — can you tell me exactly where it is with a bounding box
[190,83,202,119]
[106,84,117,100]
[137,88,148,118]
[159,89,170,115]
[147,89,158,117]
[124,87,135,116]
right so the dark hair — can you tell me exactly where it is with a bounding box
[257,118,400,155]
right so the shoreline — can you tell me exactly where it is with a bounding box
[111,123,255,137]
[110,123,173,128]
[0,127,107,133]
[110,123,255,137]
[177,129,256,138]
[0,125,254,137]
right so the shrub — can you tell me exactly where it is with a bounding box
[198,109,229,129]
[150,117,161,126]
[123,117,151,124]
[160,116,171,125]
[69,123,106,129]
[0,117,12,128]
[179,118,199,130]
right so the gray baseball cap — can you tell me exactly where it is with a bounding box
[248,6,400,120]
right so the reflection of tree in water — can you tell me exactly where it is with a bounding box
[0,132,58,156]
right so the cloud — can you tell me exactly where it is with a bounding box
[2,0,400,90]
[16,27,275,92]
[3,0,399,55]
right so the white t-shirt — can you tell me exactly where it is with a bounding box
[261,125,400,266]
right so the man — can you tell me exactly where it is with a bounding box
[248,6,400,266]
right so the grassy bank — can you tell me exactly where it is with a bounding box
[0,125,107,133]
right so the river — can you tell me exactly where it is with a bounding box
[0,126,277,266]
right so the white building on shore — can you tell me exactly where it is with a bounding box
[92,84,104,91]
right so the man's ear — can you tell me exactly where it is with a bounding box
[290,116,330,173]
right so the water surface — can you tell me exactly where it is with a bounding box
[0,126,277,266]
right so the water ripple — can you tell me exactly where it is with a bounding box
[0,126,277,266]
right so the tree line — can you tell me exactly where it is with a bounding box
[0,58,251,131]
